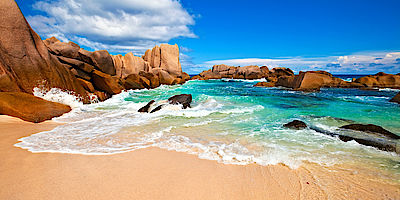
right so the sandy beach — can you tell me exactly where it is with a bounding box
[0,115,398,200]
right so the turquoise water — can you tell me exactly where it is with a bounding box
[16,79,400,183]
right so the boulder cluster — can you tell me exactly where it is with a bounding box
[44,37,190,102]
[192,64,294,80]
[257,71,400,92]
[0,0,189,104]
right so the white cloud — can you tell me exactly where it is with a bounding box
[198,52,400,74]
[27,0,196,53]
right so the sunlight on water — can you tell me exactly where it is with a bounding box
[15,79,400,183]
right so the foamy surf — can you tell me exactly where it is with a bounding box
[15,80,400,182]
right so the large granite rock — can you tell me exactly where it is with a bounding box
[193,65,287,80]
[269,67,294,77]
[0,92,71,123]
[0,0,88,100]
[354,72,400,88]
[91,70,122,95]
[123,74,150,90]
[160,44,181,75]
[118,53,148,78]
[44,37,100,68]
[92,50,116,76]
[275,71,359,92]
[254,82,275,87]
[390,92,400,104]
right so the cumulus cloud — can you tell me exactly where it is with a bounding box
[27,0,196,53]
[199,52,400,74]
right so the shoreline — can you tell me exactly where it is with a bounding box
[1,115,399,200]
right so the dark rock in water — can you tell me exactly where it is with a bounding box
[168,94,192,109]
[309,126,400,154]
[150,105,163,113]
[138,100,155,113]
[337,135,398,153]
[283,120,307,129]
[340,124,400,139]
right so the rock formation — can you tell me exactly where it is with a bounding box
[354,72,400,89]
[340,124,400,139]
[0,0,88,101]
[255,71,365,91]
[274,71,365,91]
[192,65,292,80]
[0,92,71,123]
[138,94,193,113]
[43,37,189,101]
[283,120,308,129]
[138,100,155,113]
[168,94,192,109]
[390,92,400,104]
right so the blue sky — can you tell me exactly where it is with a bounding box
[16,0,400,74]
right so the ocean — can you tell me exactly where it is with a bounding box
[15,76,400,183]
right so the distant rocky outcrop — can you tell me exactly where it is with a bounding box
[354,72,400,89]
[274,71,364,92]
[0,0,88,101]
[255,71,400,92]
[192,65,293,80]
[390,92,400,104]
[0,92,71,123]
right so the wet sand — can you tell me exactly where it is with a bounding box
[0,115,399,200]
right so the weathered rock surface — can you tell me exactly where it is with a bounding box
[0,0,88,100]
[275,71,362,91]
[309,124,399,153]
[254,82,275,87]
[91,70,122,95]
[390,92,400,104]
[340,124,400,139]
[45,37,188,98]
[0,92,71,123]
[283,120,308,129]
[160,44,181,75]
[193,65,294,80]
[123,74,149,90]
[92,50,116,76]
[168,94,192,109]
[138,100,155,113]
[354,72,400,89]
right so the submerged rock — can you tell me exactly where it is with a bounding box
[283,120,308,129]
[340,124,400,139]
[309,124,400,154]
[138,100,155,113]
[168,94,192,109]
[0,92,71,123]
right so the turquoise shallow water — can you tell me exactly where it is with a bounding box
[16,79,400,183]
